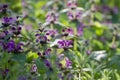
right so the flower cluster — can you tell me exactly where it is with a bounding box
[35,34,48,45]
[31,64,37,73]
[1,17,16,26]
[46,29,58,38]
[38,48,51,57]
[57,40,73,49]
[64,0,84,21]
[62,28,74,37]
[46,11,59,24]
[4,40,23,53]
[0,4,8,13]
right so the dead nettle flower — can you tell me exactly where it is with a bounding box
[57,40,73,49]
[0,30,9,39]
[2,68,9,78]
[35,34,48,45]
[5,40,24,53]
[77,23,85,36]
[67,0,78,8]
[44,48,52,55]
[1,17,16,26]
[46,29,58,38]
[11,26,22,35]
[86,50,91,55]
[38,48,52,58]
[56,62,62,68]
[62,28,74,37]
[65,57,72,68]
[100,5,116,14]
[0,4,8,13]
[61,0,84,21]
[44,59,53,70]
[31,64,37,73]
[45,11,59,24]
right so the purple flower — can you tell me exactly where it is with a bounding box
[46,11,58,24]
[44,48,51,55]
[56,62,62,68]
[44,59,52,69]
[62,28,74,36]
[66,0,84,20]
[35,34,48,44]
[11,26,22,35]
[67,8,83,21]
[0,32,6,39]
[67,0,78,8]
[6,40,24,53]
[31,64,37,73]
[4,68,9,75]
[65,57,72,68]
[2,68,9,78]
[0,4,8,13]
[0,30,10,41]
[77,23,85,36]
[101,5,111,13]
[57,40,73,49]
[86,50,91,55]
[67,12,74,20]
[75,11,83,20]
[46,29,58,37]
[2,17,16,26]
[6,40,15,52]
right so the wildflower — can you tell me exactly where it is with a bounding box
[0,32,6,39]
[31,64,37,73]
[101,5,111,14]
[38,48,51,58]
[44,59,52,70]
[0,4,8,13]
[35,34,48,45]
[3,68,9,75]
[6,40,24,53]
[57,40,73,49]
[1,17,16,26]
[61,0,84,21]
[86,50,91,55]
[45,11,59,24]
[2,68,9,78]
[77,23,85,36]
[46,29,58,37]
[44,48,51,55]
[57,62,62,68]
[65,57,72,68]
[11,26,22,35]
[62,28,74,37]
